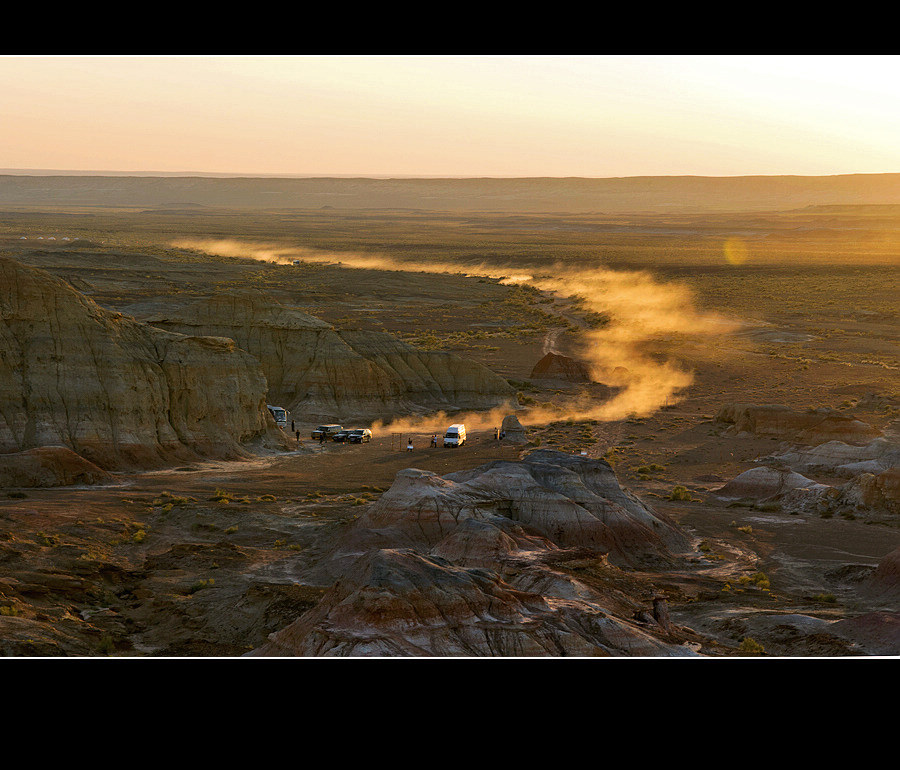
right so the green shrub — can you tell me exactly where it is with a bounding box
[739,637,765,654]
[188,579,215,594]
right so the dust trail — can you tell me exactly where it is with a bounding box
[173,238,740,427]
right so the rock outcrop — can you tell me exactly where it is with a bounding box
[716,403,882,445]
[249,450,701,657]
[714,465,899,517]
[500,413,527,443]
[144,292,516,421]
[530,351,592,382]
[0,257,290,471]
[860,546,900,602]
[0,446,113,487]
[765,438,900,478]
[714,466,832,503]
[840,468,900,515]
[249,547,694,657]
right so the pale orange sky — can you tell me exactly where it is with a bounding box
[2,54,899,177]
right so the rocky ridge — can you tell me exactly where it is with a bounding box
[143,291,516,421]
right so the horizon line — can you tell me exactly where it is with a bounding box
[3,168,900,181]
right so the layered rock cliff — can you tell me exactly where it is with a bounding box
[143,292,515,421]
[0,257,289,471]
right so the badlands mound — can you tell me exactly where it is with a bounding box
[250,450,700,657]
[530,351,593,382]
[144,291,516,421]
[715,464,899,517]
[0,257,290,472]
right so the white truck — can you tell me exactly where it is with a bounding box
[443,423,467,447]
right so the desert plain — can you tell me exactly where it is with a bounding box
[0,175,898,657]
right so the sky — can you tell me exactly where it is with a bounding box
[2,54,900,178]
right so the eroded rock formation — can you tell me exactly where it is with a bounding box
[500,413,527,443]
[714,466,832,503]
[0,446,113,487]
[715,465,899,517]
[530,351,593,382]
[144,291,516,421]
[766,438,900,478]
[0,257,290,471]
[249,450,700,657]
[716,403,882,445]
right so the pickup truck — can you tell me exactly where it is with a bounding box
[311,424,343,440]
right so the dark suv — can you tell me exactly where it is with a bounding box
[331,430,352,442]
[311,424,343,440]
[347,429,372,443]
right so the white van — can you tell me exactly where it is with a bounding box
[267,405,288,430]
[443,423,467,447]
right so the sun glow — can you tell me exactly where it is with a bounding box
[2,54,899,177]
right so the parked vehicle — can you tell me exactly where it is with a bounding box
[332,430,352,442]
[267,405,288,430]
[443,423,467,447]
[347,429,372,443]
[311,424,343,440]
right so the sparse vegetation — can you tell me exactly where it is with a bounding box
[187,579,215,594]
[2,193,897,658]
[739,637,765,654]
[739,572,771,590]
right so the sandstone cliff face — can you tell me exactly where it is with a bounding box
[0,258,289,471]
[249,450,699,657]
[143,292,515,421]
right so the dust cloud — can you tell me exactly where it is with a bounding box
[172,238,740,429]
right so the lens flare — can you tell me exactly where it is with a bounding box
[724,238,750,265]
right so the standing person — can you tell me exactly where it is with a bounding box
[407,437,414,451]
[296,430,301,446]
[431,434,437,448]
[291,420,295,433]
